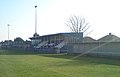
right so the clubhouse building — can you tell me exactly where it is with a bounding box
[30,32,120,58]
[30,32,83,53]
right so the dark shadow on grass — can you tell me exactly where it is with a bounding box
[39,53,75,59]
[0,50,42,55]
[40,54,120,66]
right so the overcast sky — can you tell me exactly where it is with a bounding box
[0,0,120,41]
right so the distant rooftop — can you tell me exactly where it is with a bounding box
[83,37,96,43]
[83,33,120,43]
[98,33,120,42]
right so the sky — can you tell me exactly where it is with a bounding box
[0,0,120,41]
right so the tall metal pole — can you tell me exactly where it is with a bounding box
[7,24,9,41]
[35,5,37,34]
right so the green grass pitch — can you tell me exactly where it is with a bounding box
[0,50,120,77]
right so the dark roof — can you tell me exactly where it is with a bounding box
[30,32,83,40]
[97,33,120,42]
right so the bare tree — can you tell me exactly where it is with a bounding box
[65,15,92,36]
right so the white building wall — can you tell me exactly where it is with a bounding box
[72,42,120,57]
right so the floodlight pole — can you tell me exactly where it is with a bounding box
[35,5,37,34]
[7,24,9,41]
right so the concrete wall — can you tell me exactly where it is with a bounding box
[70,42,120,57]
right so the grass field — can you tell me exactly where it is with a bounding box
[0,50,120,77]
